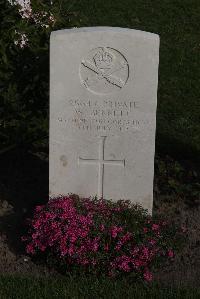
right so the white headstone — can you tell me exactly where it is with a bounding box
[49,27,159,213]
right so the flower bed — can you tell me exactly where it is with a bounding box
[22,196,184,282]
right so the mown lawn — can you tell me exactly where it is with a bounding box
[71,0,200,159]
[0,274,200,299]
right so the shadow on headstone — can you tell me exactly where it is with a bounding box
[0,148,48,254]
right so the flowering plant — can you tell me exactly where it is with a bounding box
[1,0,84,151]
[22,196,184,282]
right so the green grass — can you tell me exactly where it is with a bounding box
[0,274,200,299]
[72,0,200,159]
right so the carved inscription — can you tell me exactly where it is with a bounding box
[57,99,150,133]
[78,136,125,199]
[79,47,129,95]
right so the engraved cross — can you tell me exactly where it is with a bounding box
[78,136,125,199]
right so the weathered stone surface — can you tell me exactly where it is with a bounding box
[49,27,159,213]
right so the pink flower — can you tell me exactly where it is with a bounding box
[40,245,46,252]
[92,241,99,252]
[112,255,132,272]
[31,233,38,239]
[115,242,122,251]
[26,244,35,254]
[68,246,75,256]
[22,195,179,282]
[115,232,132,250]
[49,14,55,24]
[152,224,160,231]
[99,224,105,231]
[14,32,29,48]
[11,0,32,19]
[120,262,131,272]
[70,235,77,243]
[149,239,156,245]
[35,205,44,212]
[142,247,150,259]
[143,227,148,233]
[9,0,56,30]
[168,249,174,258]
[133,259,143,268]
[110,226,123,238]
[143,270,153,282]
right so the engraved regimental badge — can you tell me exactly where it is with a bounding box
[79,47,129,95]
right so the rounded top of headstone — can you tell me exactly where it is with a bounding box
[50,27,160,42]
